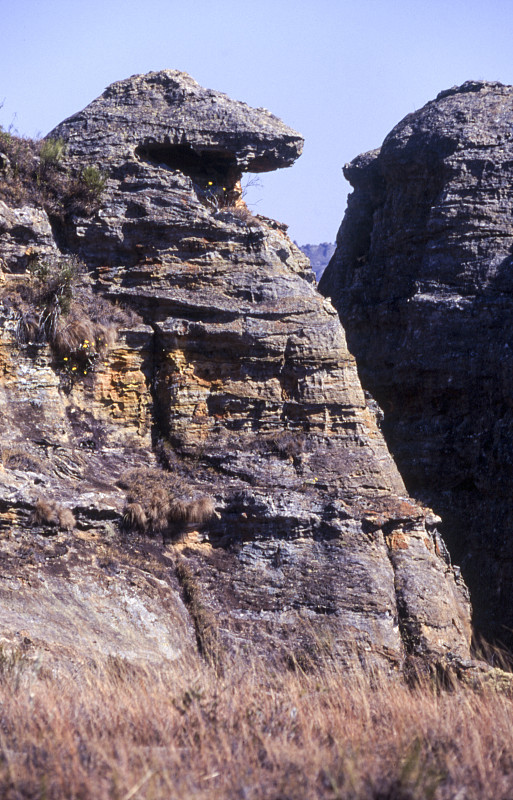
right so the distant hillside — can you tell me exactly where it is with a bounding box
[297,241,336,281]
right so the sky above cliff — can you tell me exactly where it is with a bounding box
[2,0,513,243]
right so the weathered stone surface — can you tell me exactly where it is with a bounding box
[50,69,303,173]
[0,72,472,673]
[0,201,59,274]
[320,80,513,646]
[297,242,336,282]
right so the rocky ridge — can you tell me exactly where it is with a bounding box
[296,242,336,282]
[320,80,513,646]
[0,71,472,673]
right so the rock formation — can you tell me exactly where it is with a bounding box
[297,242,336,281]
[0,71,472,673]
[319,80,513,647]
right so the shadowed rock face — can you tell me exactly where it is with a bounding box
[319,80,513,647]
[0,72,471,673]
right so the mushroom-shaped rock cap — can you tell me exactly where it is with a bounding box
[48,70,303,173]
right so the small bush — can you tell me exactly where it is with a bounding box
[80,165,107,199]
[27,252,82,316]
[39,137,65,168]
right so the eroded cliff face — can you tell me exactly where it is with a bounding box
[320,80,513,646]
[0,71,471,673]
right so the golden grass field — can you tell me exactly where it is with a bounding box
[1,643,513,800]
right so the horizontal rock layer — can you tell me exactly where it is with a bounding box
[0,72,472,672]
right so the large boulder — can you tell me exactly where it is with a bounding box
[320,80,513,646]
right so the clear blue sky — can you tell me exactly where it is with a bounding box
[2,0,513,243]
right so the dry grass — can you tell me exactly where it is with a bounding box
[1,446,48,474]
[32,499,76,531]
[5,254,137,376]
[175,556,221,668]
[120,467,215,536]
[0,645,513,799]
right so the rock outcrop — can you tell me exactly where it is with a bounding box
[0,71,472,673]
[297,242,336,282]
[320,80,513,646]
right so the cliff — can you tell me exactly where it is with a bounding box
[319,80,513,647]
[0,71,471,674]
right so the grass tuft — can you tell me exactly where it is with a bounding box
[32,498,75,531]
[120,467,215,537]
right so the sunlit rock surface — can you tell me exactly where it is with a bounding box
[0,72,472,673]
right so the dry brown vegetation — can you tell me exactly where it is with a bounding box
[1,644,513,800]
[4,253,138,375]
[32,498,76,531]
[120,467,215,536]
[175,556,220,667]
[0,446,48,474]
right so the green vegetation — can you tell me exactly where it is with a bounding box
[39,137,66,168]
[80,164,107,199]
[0,128,106,218]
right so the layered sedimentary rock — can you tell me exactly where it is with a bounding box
[0,71,471,672]
[320,80,513,646]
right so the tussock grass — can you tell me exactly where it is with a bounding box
[5,254,137,377]
[0,646,513,799]
[32,498,75,531]
[120,467,215,536]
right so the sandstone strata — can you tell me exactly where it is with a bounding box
[0,71,471,672]
[320,80,513,646]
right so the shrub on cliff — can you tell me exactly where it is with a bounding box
[0,128,105,218]
[7,251,137,379]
